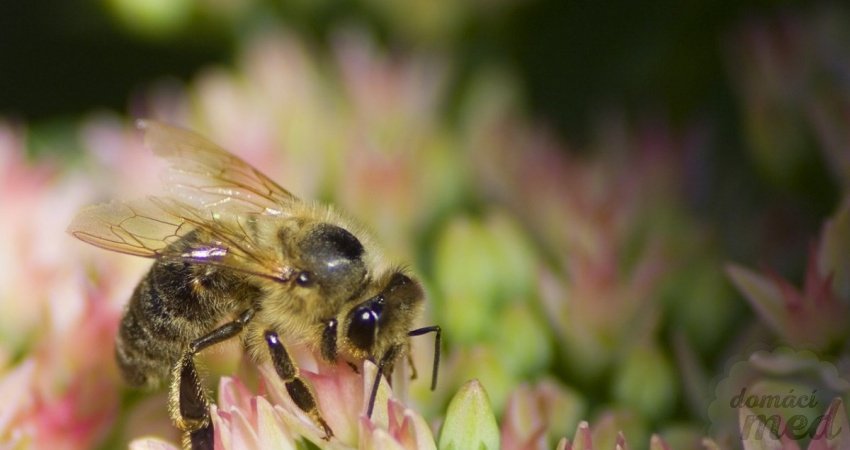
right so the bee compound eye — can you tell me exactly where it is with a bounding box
[347,306,377,350]
[295,271,314,287]
[346,298,383,351]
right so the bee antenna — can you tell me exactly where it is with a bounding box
[408,325,441,391]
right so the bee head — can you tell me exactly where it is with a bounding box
[293,223,368,300]
[336,271,424,361]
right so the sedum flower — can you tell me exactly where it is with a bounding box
[0,294,122,450]
[130,353,440,450]
[467,107,719,385]
[727,202,850,351]
[0,121,130,449]
[1,21,777,450]
[556,420,678,450]
[500,378,585,450]
[726,254,849,352]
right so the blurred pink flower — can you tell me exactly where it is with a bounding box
[555,420,681,450]
[0,121,77,350]
[470,113,710,377]
[144,29,460,260]
[190,32,329,200]
[78,114,165,199]
[500,379,584,450]
[0,291,122,450]
[0,120,130,449]
[333,29,446,155]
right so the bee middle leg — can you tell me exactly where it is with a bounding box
[169,308,255,450]
[264,330,333,440]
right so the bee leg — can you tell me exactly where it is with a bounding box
[408,325,441,390]
[171,353,211,450]
[406,349,418,381]
[264,330,334,440]
[186,416,214,450]
[170,309,256,450]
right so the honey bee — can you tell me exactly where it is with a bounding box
[67,120,440,449]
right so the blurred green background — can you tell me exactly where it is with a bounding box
[3,0,842,258]
[2,0,841,255]
[0,0,821,134]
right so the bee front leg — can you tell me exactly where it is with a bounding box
[264,330,334,440]
[169,308,255,450]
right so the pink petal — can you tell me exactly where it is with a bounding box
[500,384,548,450]
[616,431,630,450]
[254,396,295,450]
[384,399,436,450]
[128,438,180,450]
[572,421,593,450]
[649,434,671,450]
[304,361,363,443]
[211,405,232,450]
[401,408,437,450]
[227,406,260,450]
[360,412,411,450]
[218,376,253,412]
[257,363,341,444]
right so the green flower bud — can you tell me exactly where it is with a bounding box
[439,380,500,450]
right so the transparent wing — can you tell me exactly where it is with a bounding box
[138,119,297,215]
[67,196,293,282]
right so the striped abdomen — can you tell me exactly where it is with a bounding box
[115,259,256,388]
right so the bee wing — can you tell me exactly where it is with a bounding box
[138,119,297,215]
[68,196,291,281]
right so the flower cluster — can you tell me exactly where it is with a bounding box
[727,202,850,352]
[4,5,850,450]
[0,121,129,449]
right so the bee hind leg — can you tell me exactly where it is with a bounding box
[169,308,256,450]
[264,330,333,440]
